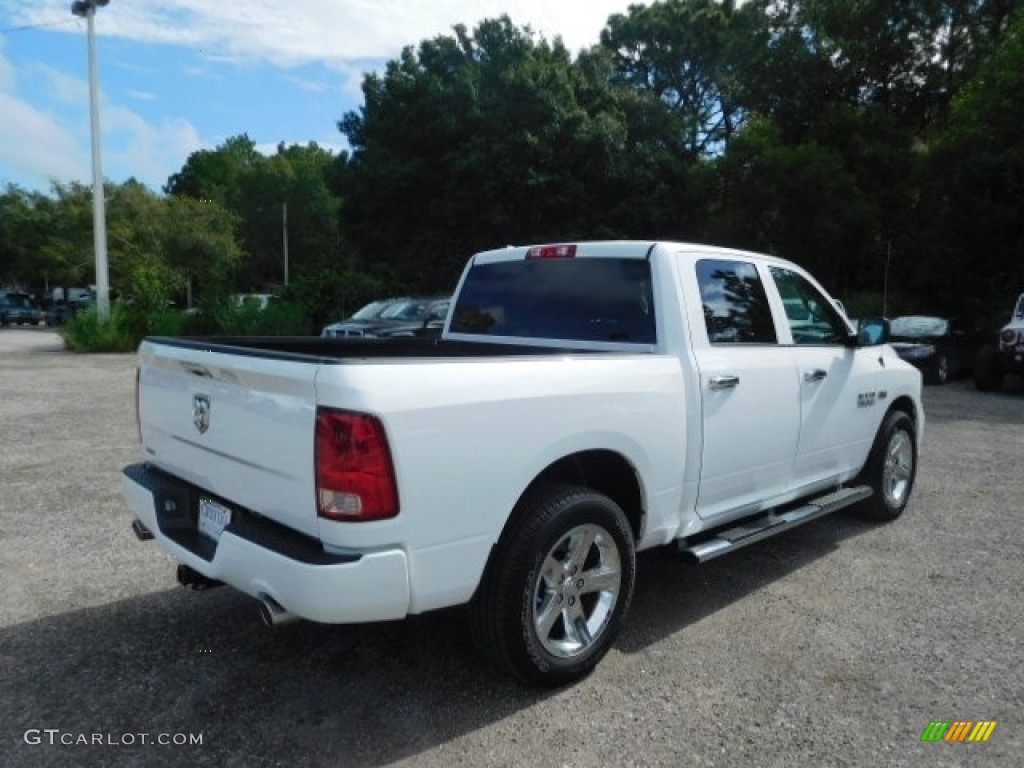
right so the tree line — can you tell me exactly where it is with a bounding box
[2,0,1022,330]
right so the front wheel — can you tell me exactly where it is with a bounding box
[470,483,636,687]
[856,410,917,521]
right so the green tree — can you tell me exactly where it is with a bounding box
[337,16,687,291]
[696,118,871,291]
[35,182,96,294]
[167,137,343,291]
[0,185,61,291]
[917,8,1024,324]
[599,0,751,156]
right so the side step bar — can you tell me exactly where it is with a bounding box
[679,485,873,564]
[132,519,154,541]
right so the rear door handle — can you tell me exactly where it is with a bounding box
[803,369,828,383]
[709,375,740,391]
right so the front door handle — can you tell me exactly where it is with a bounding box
[709,375,740,391]
[803,369,828,383]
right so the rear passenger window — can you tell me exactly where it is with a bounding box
[696,259,777,344]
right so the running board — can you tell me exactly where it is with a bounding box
[679,485,873,564]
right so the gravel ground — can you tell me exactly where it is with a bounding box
[1,327,1021,768]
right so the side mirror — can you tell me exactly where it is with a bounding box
[857,317,890,346]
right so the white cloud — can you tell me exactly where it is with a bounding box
[0,37,200,190]
[103,105,202,189]
[1,0,651,190]
[26,61,90,105]
[9,1,649,67]
[0,38,15,92]
[0,93,88,186]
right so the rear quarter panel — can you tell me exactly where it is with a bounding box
[313,354,688,612]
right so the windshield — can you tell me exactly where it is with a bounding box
[890,316,948,338]
[349,300,393,320]
[378,300,431,320]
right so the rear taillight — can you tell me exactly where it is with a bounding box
[315,408,399,521]
[134,367,142,444]
[526,244,577,259]
[1001,329,1017,345]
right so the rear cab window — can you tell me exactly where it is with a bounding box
[450,251,656,345]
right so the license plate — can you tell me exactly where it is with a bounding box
[198,498,232,542]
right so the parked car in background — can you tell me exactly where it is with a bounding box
[233,293,276,311]
[0,292,40,326]
[321,296,450,338]
[888,315,978,385]
[44,299,90,326]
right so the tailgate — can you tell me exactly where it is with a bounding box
[138,340,320,537]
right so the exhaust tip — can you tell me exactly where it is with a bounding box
[258,596,298,627]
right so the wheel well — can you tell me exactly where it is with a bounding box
[888,396,918,432]
[524,450,644,540]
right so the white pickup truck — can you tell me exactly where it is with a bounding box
[124,241,923,686]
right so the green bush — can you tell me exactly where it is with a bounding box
[61,303,191,353]
[183,299,313,336]
[278,268,383,329]
[60,297,313,353]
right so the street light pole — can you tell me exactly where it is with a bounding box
[72,0,111,322]
[282,202,289,286]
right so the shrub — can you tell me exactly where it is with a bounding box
[60,303,191,353]
[183,299,313,336]
[60,296,313,353]
[279,268,383,329]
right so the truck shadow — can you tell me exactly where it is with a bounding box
[619,511,877,654]
[1,512,878,768]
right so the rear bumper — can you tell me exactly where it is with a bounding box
[122,463,411,623]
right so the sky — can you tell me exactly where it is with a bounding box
[0,1,652,195]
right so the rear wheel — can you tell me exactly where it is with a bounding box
[856,410,917,521]
[974,346,1004,392]
[470,483,636,687]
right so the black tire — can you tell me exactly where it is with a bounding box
[856,410,917,521]
[974,346,1004,392]
[925,353,948,385]
[470,483,636,687]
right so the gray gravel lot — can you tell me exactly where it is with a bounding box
[1,327,1022,768]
